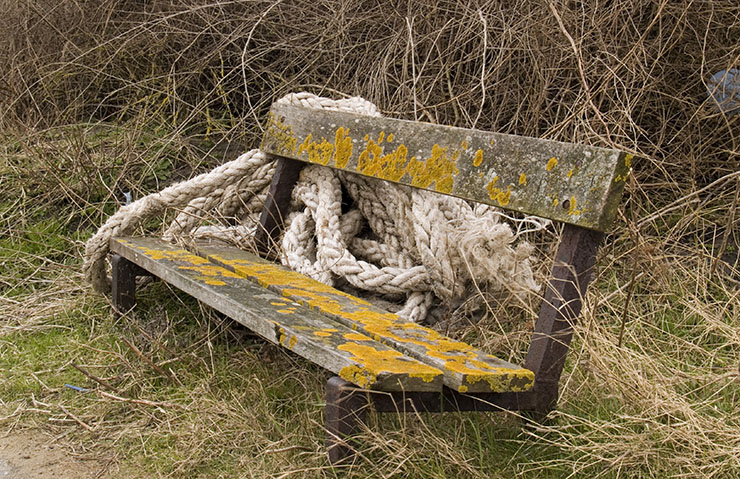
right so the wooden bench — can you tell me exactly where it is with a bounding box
[110,103,630,463]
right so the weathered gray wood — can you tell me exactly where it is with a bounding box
[194,243,535,394]
[110,237,443,392]
[261,104,631,232]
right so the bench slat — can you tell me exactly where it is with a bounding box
[261,103,631,232]
[111,237,443,392]
[195,243,534,393]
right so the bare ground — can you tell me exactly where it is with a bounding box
[0,431,107,479]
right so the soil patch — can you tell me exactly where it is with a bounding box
[0,431,106,478]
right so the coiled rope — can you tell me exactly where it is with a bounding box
[83,93,546,323]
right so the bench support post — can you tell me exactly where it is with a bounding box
[325,376,368,464]
[525,224,603,418]
[255,156,305,256]
[111,253,139,316]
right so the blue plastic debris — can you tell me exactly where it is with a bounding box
[64,384,89,392]
[708,69,740,116]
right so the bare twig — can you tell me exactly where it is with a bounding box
[59,405,93,431]
[70,362,119,392]
[120,337,172,380]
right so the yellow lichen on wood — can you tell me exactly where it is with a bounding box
[485,176,512,206]
[333,127,353,169]
[338,343,440,385]
[297,133,334,165]
[567,195,583,216]
[519,173,527,185]
[473,149,484,167]
[121,242,245,288]
[406,144,459,193]
[210,254,532,392]
[263,113,298,155]
[343,332,372,342]
[358,133,410,182]
[546,156,558,171]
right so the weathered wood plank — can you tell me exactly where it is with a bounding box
[254,156,305,256]
[110,237,443,392]
[194,243,535,393]
[261,104,631,232]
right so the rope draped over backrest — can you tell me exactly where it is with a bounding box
[83,93,545,323]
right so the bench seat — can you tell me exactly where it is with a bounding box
[111,237,534,394]
[111,237,443,392]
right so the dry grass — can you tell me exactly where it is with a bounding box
[1,0,739,477]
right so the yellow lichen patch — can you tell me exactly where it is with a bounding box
[178,264,242,280]
[263,113,297,155]
[386,133,394,143]
[463,371,534,392]
[473,149,484,167]
[343,332,372,342]
[271,301,287,306]
[297,133,334,165]
[277,308,296,314]
[313,331,332,337]
[357,134,410,182]
[567,169,574,178]
[203,279,226,286]
[338,365,376,388]
[625,153,633,168]
[123,243,208,263]
[485,176,512,206]
[333,127,353,169]
[458,385,468,393]
[209,254,531,392]
[406,144,460,193]
[519,173,527,185]
[546,156,558,171]
[277,327,298,349]
[567,195,583,216]
[338,343,440,385]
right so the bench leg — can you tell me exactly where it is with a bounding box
[325,376,368,464]
[111,253,138,316]
[525,225,603,419]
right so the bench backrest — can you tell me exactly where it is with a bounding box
[256,104,629,412]
[260,103,631,232]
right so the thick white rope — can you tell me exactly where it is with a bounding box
[83,92,546,323]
